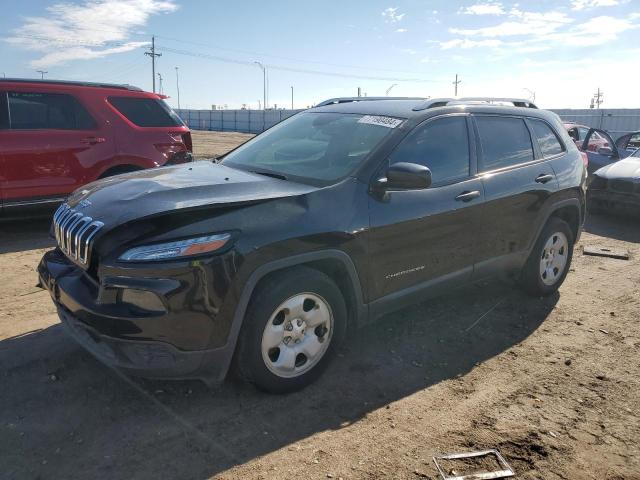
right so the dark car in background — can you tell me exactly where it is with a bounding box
[38,97,586,393]
[0,79,192,217]
[588,137,640,216]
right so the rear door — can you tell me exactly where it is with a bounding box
[472,115,558,279]
[0,89,112,204]
[368,114,484,302]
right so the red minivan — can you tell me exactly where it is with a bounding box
[0,79,192,217]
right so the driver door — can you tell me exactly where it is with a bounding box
[583,128,620,175]
[367,114,484,311]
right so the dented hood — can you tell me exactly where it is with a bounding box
[66,161,317,227]
[595,157,640,181]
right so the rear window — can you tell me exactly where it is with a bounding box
[530,119,564,157]
[7,92,95,130]
[108,96,183,127]
[476,116,534,171]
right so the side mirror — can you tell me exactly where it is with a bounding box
[597,146,614,156]
[378,162,432,190]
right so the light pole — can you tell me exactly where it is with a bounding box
[157,72,163,94]
[523,87,536,103]
[175,67,181,109]
[37,70,47,79]
[254,61,267,110]
[386,83,398,96]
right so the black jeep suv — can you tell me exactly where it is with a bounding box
[38,97,586,393]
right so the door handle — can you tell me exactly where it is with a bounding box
[535,173,554,184]
[455,190,481,202]
[80,137,106,145]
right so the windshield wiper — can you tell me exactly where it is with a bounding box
[248,169,288,181]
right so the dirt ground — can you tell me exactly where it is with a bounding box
[190,130,253,159]
[1,132,639,480]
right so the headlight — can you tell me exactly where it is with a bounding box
[119,233,231,262]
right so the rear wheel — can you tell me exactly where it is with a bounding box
[520,217,574,296]
[235,266,346,393]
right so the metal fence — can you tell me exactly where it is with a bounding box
[551,109,640,136]
[175,107,640,136]
[174,108,304,134]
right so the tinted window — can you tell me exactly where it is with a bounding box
[578,126,590,140]
[530,119,564,157]
[223,112,396,185]
[389,116,470,184]
[109,97,183,127]
[0,93,8,129]
[7,92,95,130]
[476,116,534,171]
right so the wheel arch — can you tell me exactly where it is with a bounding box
[530,198,583,253]
[209,250,367,383]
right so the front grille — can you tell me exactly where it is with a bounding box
[52,203,104,267]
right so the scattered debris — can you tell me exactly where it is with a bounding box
[433,449,515,480]
[583,246,630,260]
[599,329,609,335]
[548,431,558,438]
[565,359,572,366]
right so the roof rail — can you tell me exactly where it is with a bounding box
[413,97,538,111]
[0,78,143,92]
[316,96,426,107]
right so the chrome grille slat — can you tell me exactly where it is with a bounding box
[52,203,104,267]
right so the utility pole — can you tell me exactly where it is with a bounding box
[157,73,163,94]
[174,67,181,109]
[453,74,461,96]
[253,61,267,110]
[593,88,603,109]
[357,87,361,97]
[145,36,162,93]
[37,70,48,79]
[291,86,294,110]
[386,83,398,96]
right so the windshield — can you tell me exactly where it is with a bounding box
[222,112,400,184]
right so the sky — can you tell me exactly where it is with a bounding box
[1,0,639,110]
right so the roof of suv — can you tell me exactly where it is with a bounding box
[312,97,555,122]
[0,78,143,92]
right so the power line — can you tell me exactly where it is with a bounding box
[157,45,442,83]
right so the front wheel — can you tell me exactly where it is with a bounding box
[235,266,347,393]
[520,217,574,296]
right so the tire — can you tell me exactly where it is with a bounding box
[520,217,574,297]
[235,266,347,394]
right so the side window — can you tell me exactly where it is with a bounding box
[530,119,564,157]
[578,126,590,140]
[108,96,184,127]
[476,116,534,171]
[7,92,95,130]
[389,116,470,184]
[0,92,8,129]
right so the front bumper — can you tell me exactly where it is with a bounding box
[38,248,239,383]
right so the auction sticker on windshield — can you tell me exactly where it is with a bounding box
[357,115,404,128]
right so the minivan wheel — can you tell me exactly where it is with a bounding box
[235,266,347,393]
[520,217,574,297]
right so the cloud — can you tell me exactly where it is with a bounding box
[571,0,619,10]
[459,3,505,15]
[396,28,408,33]
[440,38,503,49]
[382,7,405,23]
[450,10,573,38]
[7,0,178,68]
[547,15,638,46]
